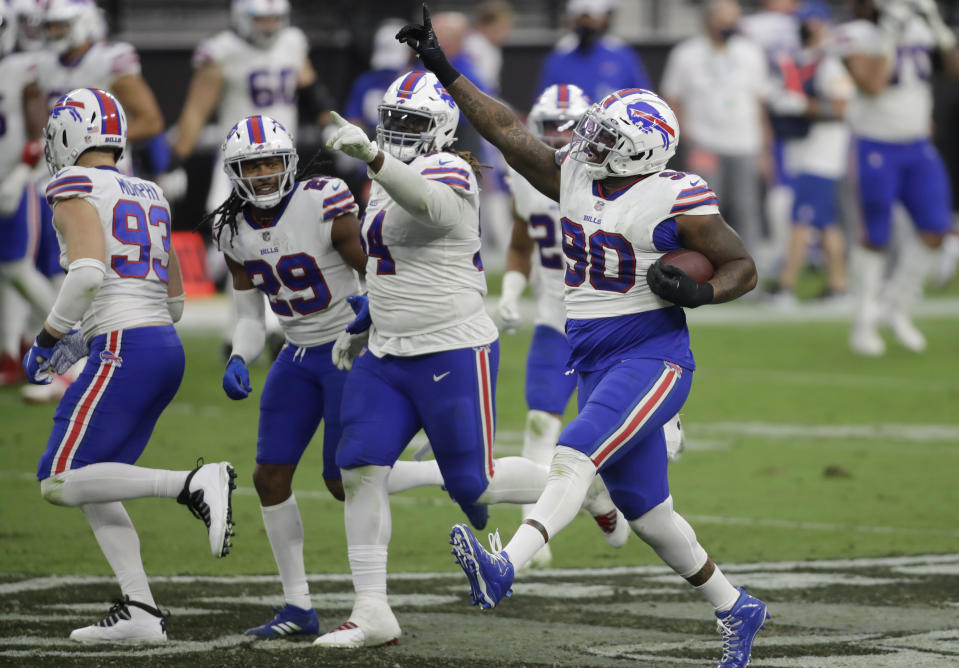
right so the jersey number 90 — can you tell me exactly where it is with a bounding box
[561,218,636,293]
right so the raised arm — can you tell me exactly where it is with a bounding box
[397,5,561,201]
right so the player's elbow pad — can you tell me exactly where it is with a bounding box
[46,258,106,333]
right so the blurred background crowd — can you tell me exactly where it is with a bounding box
[2,0,958,389]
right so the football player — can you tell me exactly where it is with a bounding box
[0,1,56,384]
[34,0,163,147]
[163,0,329,212]
[24,88,235,644]
[836,0,959,355]
[208,115,456,638]
[399,9,768,668]
[317,70,628,648]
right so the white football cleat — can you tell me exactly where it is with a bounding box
[70,597,167,644]
[20,372,71,404]
[313,595,400,648]
[582,474,629,548]
[850,323,885,357]
[177,460,236,557]
[885,311,926,353]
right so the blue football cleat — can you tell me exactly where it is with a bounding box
[449,523,514,609]
[244,603,320,638]
[457,500,489,531]
[715,587,768,668]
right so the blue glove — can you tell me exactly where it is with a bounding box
[22,337,56,385]
[222,356,251,400]
[345,294,371,334]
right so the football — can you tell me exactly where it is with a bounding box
[659,249,714,284]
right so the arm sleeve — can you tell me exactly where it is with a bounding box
[230,287,266,364]
[369,152,472,230]
[46,258,106,333]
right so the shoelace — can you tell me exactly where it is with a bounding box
[97,600,132,627]
[488,529,504,554]
[716,615,743,661]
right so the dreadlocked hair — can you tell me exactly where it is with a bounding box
[451,150,490,182]
[199,149,334,249]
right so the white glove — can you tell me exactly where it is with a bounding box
[325,111,378,163]
[767,89,809,116]
[331,329,369,371]
[908,0,957,50]
[156,167,188,203]
[46,329,89,375]
[495,270,527,334]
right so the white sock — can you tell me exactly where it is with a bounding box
[83,502,156,609]
[41,464,188,506]
[850,246,885,329]
[477,457,547,505]
[521,411,561,518]
[261,494,311,610]
[502,447,594,569]
[387,459,443,494]
[343,466,392,595]
[348,545,389,594]
[695,564,741,612]
[628,496,708,577]
[884,241,937,316]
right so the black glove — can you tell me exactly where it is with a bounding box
[646,261,714,308]
[396,4,461,87]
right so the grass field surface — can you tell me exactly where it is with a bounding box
[1,294,957,666]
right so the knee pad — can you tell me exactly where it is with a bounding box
[340,465,389,500]
[40,474,68,506]
[549,445,596,482]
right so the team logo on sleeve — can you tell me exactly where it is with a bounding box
[99,350,123,366]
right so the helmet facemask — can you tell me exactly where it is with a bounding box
[376,105,445,162]
[226,150,298,209]
[570,110,632,179]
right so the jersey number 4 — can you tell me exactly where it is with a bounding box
[244,254,332,316]
[112,200,171,282]
[561,218,636,293]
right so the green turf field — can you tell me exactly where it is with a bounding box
[2,300,958,666]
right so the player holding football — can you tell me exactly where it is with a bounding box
[397,8,768,668]
[24,88,235,645]
[208,114,458,638]
[836,0,959,356]
[317,69,628,649]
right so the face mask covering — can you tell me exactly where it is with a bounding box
[575,23,600,49]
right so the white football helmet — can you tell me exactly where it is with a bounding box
[43,88,126,175]
[528,84,591,148]
[376,70,459,162]
[570,88,679,179]
[231,0,289,48]
[43,0,104,54]
[222,114,298,209]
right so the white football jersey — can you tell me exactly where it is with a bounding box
[508,168,566,332]
[217,177,361,348]
[45,166,172,339]
[35,41,141,110]
[834,18,935,142]
[559,156,719,319]
[193,27,308,141]
[0,52,38,179]
[362,151,497,357]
